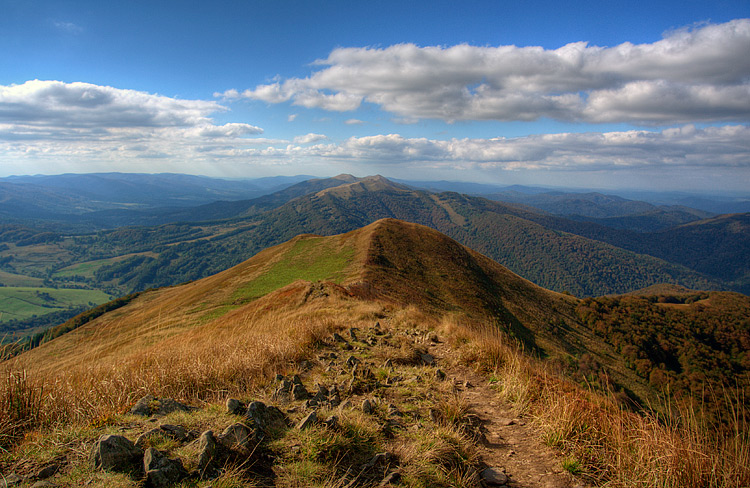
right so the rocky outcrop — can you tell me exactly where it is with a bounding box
[89,434,143,473]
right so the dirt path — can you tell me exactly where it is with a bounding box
[429,339,586,488]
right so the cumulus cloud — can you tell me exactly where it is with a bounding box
[293,133,328,144]
[223,19,750,124]
[344,118,364,125]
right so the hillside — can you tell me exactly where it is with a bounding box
[2,219,748,487]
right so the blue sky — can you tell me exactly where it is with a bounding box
[1,0,749,192]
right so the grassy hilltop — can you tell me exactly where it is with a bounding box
[1,219,748,487]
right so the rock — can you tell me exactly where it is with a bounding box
[362,399,374,414]
[419,352,435,365]
[292,382,309,400]
[480,467,508,485]
[130,395,190,417]
[379,471,401,486]
[349,328,359,341]
[196,430,218,478]
[160,424,190,442]
[275,373,284,382]
[1,474,22,487]
[31,482,56,488]
[36,464,59,479]
[90,434,143,473]
[226,398,245,415]
[144,448,189,487]
[292,374,303,385]
[297,410,317,430]
[218,423,254,449]
[435,369,446,380]
[333,333,347,343]
[245,401,287,435]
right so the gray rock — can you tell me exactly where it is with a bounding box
[144,448,188,487]
[480,467,508,485]
[419,352,435,365]
[130,395,190,417]
[1,473,22,487]
[292,382,309,400]
[160,424,189,442]
[226,398,244,415]
[196,430,218,477]
[90,434,143,473]
[218,423,254,449]
[297,410,317,430]
[36,464,59,479]
[245,401,287,434]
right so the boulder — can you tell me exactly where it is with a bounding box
[245,401,287,435]
[226,398,245,415]
[218,422,254,449]
[480,467,508,485]
[143,448,188,487]
[297,410,317,430]
[89,434,143,473]
[196,430,218,478]
[130,395,191,417]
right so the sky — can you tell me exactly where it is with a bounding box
[1,0,749,193]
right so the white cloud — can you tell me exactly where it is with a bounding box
[293,133,328,144]
[288,113,298,122]
[224,19,750,124]
[344,118,364,125]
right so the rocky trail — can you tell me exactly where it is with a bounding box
[1,318,589,488]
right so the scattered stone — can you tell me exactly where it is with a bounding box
[226,398,245,415]
[480,467,508,486]
[31,482,56,488]
[90,434,143,473]
[362,399,375,414]
[196,430,218,478]
[435,369,446,380]
[218,423,253,449]
[379,471,401,486]
[36,464,59,480]
[349,327,359,341]
[160,424,190,442]
[144,448,189,487]
[1,473,22,487]
[297,410,318,430]
[316,384,329,397]
[333,333,347,343]
[419,352,435,365]
[245,401,287,435]
[292,382,309,400]
[130,395,191,417]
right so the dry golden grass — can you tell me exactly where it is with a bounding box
[445,316,750,488]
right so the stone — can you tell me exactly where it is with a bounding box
[36,464,59,479]
[297,410,317,430]
[292,382,309,400]
[245,401,287,435]
[323,415,339,429]
[349,327,359,341]
[160,424,190,442]
[480,467,508,485]
[196,430,218,477]
[31,482,56,488]
[435,369,446,380]
[144,448,189,487]
[1,474,22,487]
[130,395,190,417]
[333,333,347,343]
[226,398,244,415]
[419,352,435,365]
[90,434,143,473]
[218,423,254,449]
[379,471,401,486]
[362,399,374,414]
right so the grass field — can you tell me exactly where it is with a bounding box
[0,270,44,287]
[52,252,157,279]
[0,287,111,322]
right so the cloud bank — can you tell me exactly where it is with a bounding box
[225,19,750,124]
